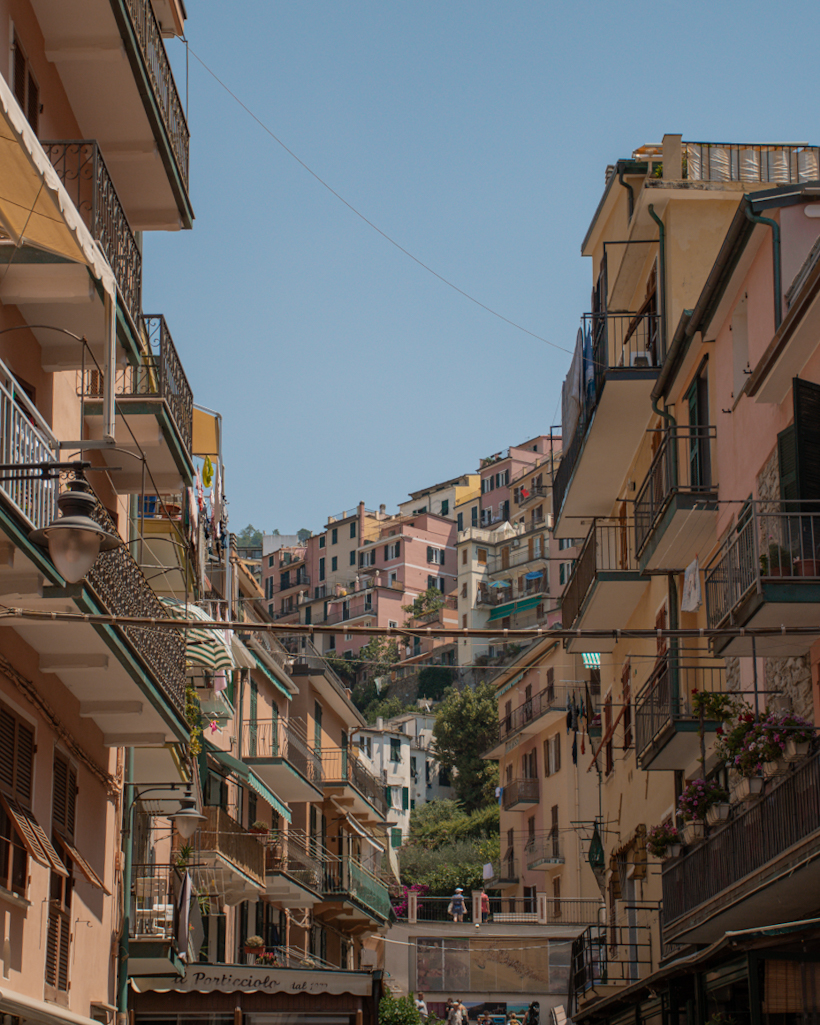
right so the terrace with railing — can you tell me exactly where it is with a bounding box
[323,855,391,920]
[525,832,564,869]
[44,140,142,326]
[179,806,265,888]
[323,596,375,625]
[262,829,324,893]
[241,718,323,786]
[321,748,388,817]
[682,142,819,183]
[561,520,638,630]
[122,0,190,187]
[494,684,567,747]
[502,778,539,811]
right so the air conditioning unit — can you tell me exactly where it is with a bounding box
[630,350,653,368]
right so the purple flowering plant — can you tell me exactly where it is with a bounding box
[677,778,728,822]
[733,711,814,776]
[646,822,680,857]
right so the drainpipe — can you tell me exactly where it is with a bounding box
[117,747,134,1025]
[744,204,782,329]
[648,203,677,485]
[667,575,680,728]
[617,163,634,220]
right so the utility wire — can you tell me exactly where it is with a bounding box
[184,45,572,358]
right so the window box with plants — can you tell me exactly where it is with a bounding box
[646,822,681,861]
[678,778,729,844]
[244,935,265,955]
[249,820,269,835]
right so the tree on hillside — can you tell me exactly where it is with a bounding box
[236,524,264,547]
[433,680,499,811]
[297,528,311,542]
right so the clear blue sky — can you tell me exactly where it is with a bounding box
[143,0,818,535]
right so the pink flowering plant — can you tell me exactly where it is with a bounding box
[677,778,729,822]
[646,822,680,857]
[734,711,814,776]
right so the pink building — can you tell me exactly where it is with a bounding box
[479,435,558,525]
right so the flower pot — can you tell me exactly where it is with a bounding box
[763,759,784,778]
[785,738,811,762]
[732,776,764,802]
[706,802,731,827]
[795,558,820,577]
[663,844,682,860]
[244,945,264,955]
[682,821,705,846]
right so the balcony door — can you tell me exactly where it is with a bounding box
[687,369,711,488]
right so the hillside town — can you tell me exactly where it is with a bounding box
[0,4,818,1025]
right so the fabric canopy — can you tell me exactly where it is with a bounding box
[524,570,544,579]
[159,598,234,672]
[246,771,291,823]
[487,594,543,621]
[0,72,115,295]
[204,741,291,823]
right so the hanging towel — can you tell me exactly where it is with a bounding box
[572,733,578,765]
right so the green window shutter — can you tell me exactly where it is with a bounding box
[385,786,392,808]
[331,556,338,571]
[793,377,820,501]
[305,606,312,625]
[457,513,463,531]
[391,828,402,848]
[349,550,355,565]
[427,546,434,562]
[778,425,798,501]
[350,522,357,538]
[472,506,478,526]
[319,558,325,581]
[439,549,445,567]
[441,500,449,515]
[384,545,389,560]
[402,787,409,810]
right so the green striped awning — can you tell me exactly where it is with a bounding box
[247,771,291,823]
[159,597,234,671]
[488,595,543,621]
[203,742,291,823]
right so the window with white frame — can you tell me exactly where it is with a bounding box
[359,548,376,568]
[427,546,445,565]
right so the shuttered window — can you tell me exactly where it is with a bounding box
[12,33,39,135]
[778,378,820,502]
[0,700,35,806]
[52,756,77,840]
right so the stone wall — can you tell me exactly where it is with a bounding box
[725,655,740,693]
[765,655,813,718]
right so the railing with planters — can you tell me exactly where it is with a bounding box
[662,741,819,926]
[0,361,59,529]
[86,500,186,716]
[634,425,717,556]
[241,718,323,785]
[122,0,190,187]
[705,502,820,629]
[634,657,726,765]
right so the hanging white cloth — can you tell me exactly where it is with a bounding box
[681,556,702,613]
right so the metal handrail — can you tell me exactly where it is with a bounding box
[321,748,387,816]
[323,854,391,919]
[241,718,323,785]
[682,142,820,184]
[323,597,375,625]
[562,519,637,629]
[186,806,265,886]
[525,832,563,868]
[502,778,539,810]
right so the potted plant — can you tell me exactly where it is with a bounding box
[249,820,270,835]
[256,951,280,967]
[760,541,793,577]
[782,713,814,761]
[646,822,682,860]
[678,778,729,844]
[244,935,265,955]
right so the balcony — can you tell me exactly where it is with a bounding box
[682,142,820,184]
[324,597,374,625]
[554,311,662,537]
[514,483,549,512]
[634,657,725,771]
[484,685,569,758]
[489,538,549,574]
[43,141,142,329]
[705,503,820,656]
[263,830,324,907]
[491,855,519,886]
[323,855,391,922]
[241,718,323,802]
[502,778,539,811]
[662,745,820,944]
[570,924,653,1008]
[80,315,193,492]
[525,832,564,870]
[321,748,387,820]
[130,863,185,978]
[275,572,310,593]
[561,520,645,653]
[634,426,718,571]
[178,806,265,905]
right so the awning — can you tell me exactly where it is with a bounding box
[330,798,384,852]
[524,570,543,580]
[488,594,543,621]
[192,407,220,458]
[0,72,114,296]
[248,643,293,700]
[159,598,234,671]
[205,741,291,823]
[582,652,601,668]
[0,986,111,1025]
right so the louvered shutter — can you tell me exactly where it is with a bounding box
[15,720,34,805]
[0,707,14,792]
[384,546,389,560]
[45,910,70,991]
[53,757,68,834]
[778,425,798,501]
[12,41,25,109]
[793,377,820,502]
[427,546,433,563]
[439,549,444,567]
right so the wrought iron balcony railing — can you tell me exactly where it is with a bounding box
[131,863,178,938]
[570,923,652,1006]
[241,718,323,785]
[122,0,190,187]
[0,360,59,529]
[186,806,265,887]
[274,572,310,593]
[323,855,391,919]
[87,500,186,716]
[561,519,637,630]
[705,502,820,629]
[489,542,549,575]
[662,744,820,929]
[496,684,568,746]
[323,597,374,625]
[682,142,820,184]
[263,829,324,893]
[80,315,193,454]
[634,425,717,555]
[525,832,563,869]
[43,140,141,326]
[321,748,387,816]
[634,656,725,767]
[502,778,539,810]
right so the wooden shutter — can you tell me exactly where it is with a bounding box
[427,546,434,562]
[53,757,77,839]
[12,40,25,109]
[778,424,798,502]
[0,706,14,794]
[45,908,70,990]
[543,739,550,776]
[794,377,820,501]
[554,733,561,773]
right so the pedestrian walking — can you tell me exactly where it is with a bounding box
[480,889,490,923]
[448,887,466,922]
[414,993,428,1020]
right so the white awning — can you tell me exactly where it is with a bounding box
[330,797,385,852]
[0,987,106,1025]
[0,73,115,297]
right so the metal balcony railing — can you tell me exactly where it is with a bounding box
[525,832,563,868]
[495,684,568,746]
[0,361,59,529]
[274,573,310,593]
[561,520,637,629]
[262,829,324,893]
[122,0,190,187]
[502,778,539,810]
[570,923,653,1004]
[43,140,142,326]
[324,598,374,625]
[321,748,387,816]
[86,500,186,715]
[634,657,726,765]
[489,542,549,574]
[663,744,820,928]
[683,142,820,184]
[705,502,820,629]
[79,315,193,454]
[131,863,178,938]
[241,718,323,786]
[553,416,585,525]
[515,483,549,507]
[186,806,265,887]
[634,426,717,555]
[323,855,391,919]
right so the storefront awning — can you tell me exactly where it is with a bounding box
[0,988,111,1025]
[0,73,115,296]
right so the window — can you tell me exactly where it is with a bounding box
[390,738,402,763]
[438,765,450,786]
[545,667,555,703]
[319,557,325,581]
[360,549,376,568]
[471,506,478,526]
[389,571,398,586]
[349,550,356,566]
[319,536,326,549]
[391,828,402,849]
[457,512,463,531]
[427,546,445,565]
[559,538,574,550]
[344,633,352,641]
[350,522,357,538]
[331,556,338,571]
[268,602,274,617]
[427,575,445,592]
[331,528,338,545]
[388,620,398,628]
[477,548,487,565]
[622,661,632,750]
[385,541,400,560]
[314,702,323,753]
[280,570,290,590]
[462,614,468,628]
[0,701,35,805]
[604,695,613,775]
[544,734,561,776]
[461,583,467,597]
[304,605,312,626]
[327,634,335,651]
[402,787,409,810]
[413,507,427,515]
[441,500,449,516]
[12,33,39,134]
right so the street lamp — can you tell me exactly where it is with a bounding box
[0,461,120,582]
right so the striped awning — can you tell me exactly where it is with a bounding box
[204,741,291,823]
[159,597,234,671]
